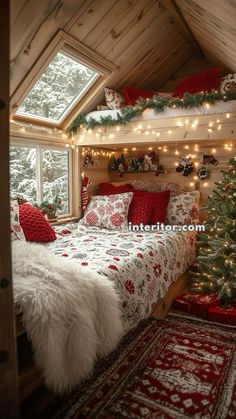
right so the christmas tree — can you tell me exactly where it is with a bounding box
[192,157,236,305]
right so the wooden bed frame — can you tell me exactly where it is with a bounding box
[152,271,188,319]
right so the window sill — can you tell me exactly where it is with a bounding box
[49,216,79,226]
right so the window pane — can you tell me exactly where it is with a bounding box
[16,51,98,122]
[10,146,37,202]
[42,149,70,214]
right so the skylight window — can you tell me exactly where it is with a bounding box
[16,51,99,123]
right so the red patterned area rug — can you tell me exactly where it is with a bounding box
[43,314,236,419]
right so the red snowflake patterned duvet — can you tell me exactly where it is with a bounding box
[46,224,196,331]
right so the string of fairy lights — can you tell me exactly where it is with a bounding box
[80,141,235,189]
[76,111,233,143]
[10,111,235,170]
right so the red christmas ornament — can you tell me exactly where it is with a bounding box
[223,183,232,191]
[221,194,228,200]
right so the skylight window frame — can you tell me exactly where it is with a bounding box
[10,30,117,128]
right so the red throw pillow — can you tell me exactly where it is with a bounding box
[128,196,152,225]
[174,68,221,98]
[97,183,134,195]
[19,204,56,243]
[132,190,170,224]
[123,86,157,106]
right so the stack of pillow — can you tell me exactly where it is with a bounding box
[103,68,236,110]
[80,182,200,231]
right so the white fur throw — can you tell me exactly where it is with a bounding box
[12,241,124,393]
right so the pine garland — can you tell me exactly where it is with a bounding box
[68,91,236,133]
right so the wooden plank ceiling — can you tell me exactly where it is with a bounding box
[175,0,236,72]
[10,0,194,113]
[10,0,236,115]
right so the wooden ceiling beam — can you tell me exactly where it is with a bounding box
[161,0,204,58]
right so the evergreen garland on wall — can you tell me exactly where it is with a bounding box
[68,91,236,133]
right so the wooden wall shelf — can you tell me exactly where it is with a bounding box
[75,112,236,147]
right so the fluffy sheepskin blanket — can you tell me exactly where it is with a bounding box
[12,241,124,393]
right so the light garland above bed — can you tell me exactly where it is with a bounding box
[68,91,236,133]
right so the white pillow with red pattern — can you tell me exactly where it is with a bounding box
[129,180,185,196]
[80,192,133,230]
[167,191,200,225]
[104,87,125,109]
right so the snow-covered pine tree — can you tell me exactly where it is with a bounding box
[191,157,236,305]
[18,52,95,120]
[10,146,69,214]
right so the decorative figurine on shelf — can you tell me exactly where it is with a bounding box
[176,156,194,176]
[128,157,139,172]
[81,175,91,212]
[203,153,218,166]
[143,154,153,171]
[109,156,118,171]
[197,166,210,180]
[83,153,94,168]
[155,164,164,176]
[110,149,163,175]
[117,154,127,177]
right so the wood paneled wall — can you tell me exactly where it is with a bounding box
[161,56,226,92]
[10,0,194,113]
[87,141,236,207]
[81,150,111,197]
[174,0,236,72]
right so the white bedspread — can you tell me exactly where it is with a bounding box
[46,225,196,332]
[85,100,236,122]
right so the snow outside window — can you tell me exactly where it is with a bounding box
[16,51,99,123]
[10,144,71,215]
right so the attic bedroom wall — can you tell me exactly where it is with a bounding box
[174,0,236,72]
[10,0,194,116]
[160,56,223,91]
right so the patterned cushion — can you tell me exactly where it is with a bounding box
[157,92,173,99]
[104,87,125,109]
[129,180,184,196]
[80,193,133,230]
[19,204,56,242]
[220,73,236,94]
[167,191,200,225]
[128,197,152,225]
[159,182,185,197]
[10,200,25,241]
[128,180,149,191]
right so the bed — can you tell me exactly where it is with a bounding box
[76,99,236,147]
[46,223,196,332]
[13,185,198,393]
[85,100,236,123]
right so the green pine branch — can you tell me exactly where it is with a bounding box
[67,91,236,133]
